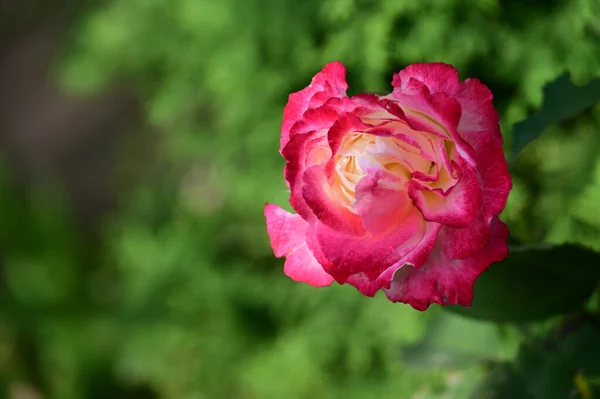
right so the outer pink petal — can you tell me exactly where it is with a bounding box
[392,63,461,96]
[392,62,502,145]
[264,204,334,287]
[282,132,321,219]
[384,217,509,311]
[283,245,335,287]
[345,220,442,296]
[407,156,483,228]
[391,65,462,145]
[282,108,340,219]
[281,61,348,152]
[455,79,502,143]
[461,130,512,218]
[288,105,342,137]
[265,204,306,257]
[438,215,489,260]
[311,207,426,283]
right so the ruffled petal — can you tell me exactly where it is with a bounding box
[281,61,348,152]
[392,62,502,146]
[390,91,461,142]
[302,165,365,235]
[455,78,502,143]
[345,220,443,296]
[438,215,490,260]
[264,204,334,287]
[461,130,512,218]
[384,217,509,310]
[311,207,426,283]
[284,244,335,287]
[407,156,482,228]
[392,63,461,96]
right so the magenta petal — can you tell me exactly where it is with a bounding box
[392,62,502,146]
[455,78,502,143]
[384,217,509,310]
[393,63,461,95]
[302,165,365,235]
[438,215,489,260]
[408,157,483,229]
[289,106,342,137]
[313,207,426,283]
[345,220,442,296]
[281,61,348,152]
[326,113,372,156]
[264,204,334,287]
[282,130,329,220]
[461,130,512,218]
[391,92,462,141]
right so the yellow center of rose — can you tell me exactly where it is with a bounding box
[330,128,456,212]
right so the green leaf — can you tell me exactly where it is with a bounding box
[559,324,600,375]
[473,347,576,399]
[473,321,600,399]
[517,344,576,399]
[446,244,600,323]
[510,73,600,163]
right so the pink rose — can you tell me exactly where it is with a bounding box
[264,61,512,311]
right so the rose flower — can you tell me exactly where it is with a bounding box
[265,61,511,311]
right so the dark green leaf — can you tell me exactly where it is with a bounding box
[517,344,576,399]
[446,244,600,323]
[473,322,600,399]
[511,73,600,163]
[559,324,600,375]
[473,346,577,399]
[471,363,533,399]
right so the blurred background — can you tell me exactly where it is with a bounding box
[0,0,600,398]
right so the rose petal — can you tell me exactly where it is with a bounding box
[393,63,460,97]
[311,207,426,283]
[264,204,306,257]
[455,78,502,143]
[438,215,489,260]
[327,113,373,156]
[264,204,334,287]
[283,105,342,220]
[461,130,512,218]
[384,217,509,310]
[392,62,502,145]
[288,106,343,137]
[390,92,462,143]
[345,220,443,296]
[354,170,412,235]
[302,165,365,235]
[284,245,335,287]
[407,156,482,228]
[281,61,348,152]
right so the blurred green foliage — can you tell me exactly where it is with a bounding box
[1,0,600,397]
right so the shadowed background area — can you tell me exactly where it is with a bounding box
[0,0,599,398]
